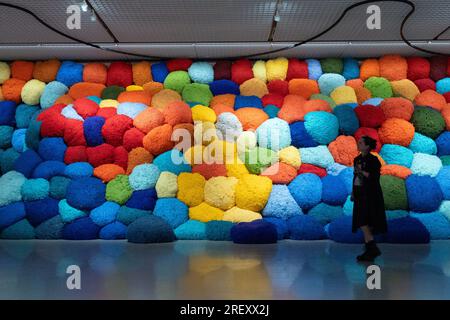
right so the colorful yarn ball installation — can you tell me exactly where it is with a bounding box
[0,55,449,242]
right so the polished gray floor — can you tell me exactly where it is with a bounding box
[0,240,449,299]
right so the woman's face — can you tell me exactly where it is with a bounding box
[357,138,370,153]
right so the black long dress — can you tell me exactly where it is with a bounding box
[352,153,387,234]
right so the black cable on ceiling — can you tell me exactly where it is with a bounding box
[0,0,448,60]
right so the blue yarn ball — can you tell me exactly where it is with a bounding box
[385,216,430,243]
[305,59,323,80]
[35,215,64,239]
[326,162,347,176]
[32,160,66,179]
[436,77,450,94]
[262,184,302,219]
[436,132,450,156]
[328,216,364,243]
[289,121,318,148]
[49,176,70,200]
[338,166,355,194]
[1,219,35,239]
[0,126,13,149]
[90,201,120,226]
[288,173,323,211]
[83,116,105,147]
[21,178,49,201]
[14,149,42,178]
[87,96,101,104]
[25,197,59,227]
[126,188,157,211]
[117,206,151,225]
[25,113,42,151]
[62,217,100,240]
[0,148,19,174]
[209,79,240,95]
[263,217,289,240]
[406,175,443,212]
[58,199,87,223]
[99,221,127,240]
[56,61,83,87]
[40,81,68,109]
[230,220,278,244]
[436,166,450,199]
[333,104,359,135]
[256,118,291,151]
[66,177,106,210]
[343,195,354,216]
[0,101,16,126]
[0,202,26,230]
[175,220,207,240]
[0,171,26,207]
[153,150,191,175]
[129,163,160,191]
[318,73,346,96]
[15,103,40,128]
[64,162,93,179]
[263,105,280,118]
[153,198,188,229]
[117,102,148,119]
[151,62,169,83]
[342,58,360,80]
[410,212,450,240]
[410,153,442,177]
[234,95,263,110]
[299,145,335,169]
[287,215,326,240]
[188,62,214,84]
[127,215,175,243]
[379,144,414,167]
[362,98,384,106]
[12,129,27,153]
[38,137,67,161]
[304,111,339,145]
[308,202,344,225]
[205,221,233,241]
[61,104,83,121]
[408,132,437,155]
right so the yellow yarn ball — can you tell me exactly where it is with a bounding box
[266,57,289,81]
[177,172,206,207]
[330,85,358,105]
[192,105,217,123]
[222,206,262,223]
[189,202,224,222]
[235,174,272,212]
[126,85,144,91]
[21,79,46,105]
[390,79,420,101]
[99,99,119,108]
[204,176,238,210]
[278,146,301,169]
[252,60,267,83]
[0,62,10,84]
[155,171,178,198]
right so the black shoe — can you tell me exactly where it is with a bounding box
[357,240,381,262]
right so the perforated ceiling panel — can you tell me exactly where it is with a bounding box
[274,0,450,42]
[89,0,277,42]
[0,0,114,43]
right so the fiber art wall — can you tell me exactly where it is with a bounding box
[0,55,449,243]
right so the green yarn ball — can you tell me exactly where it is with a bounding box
[241,147,278,174]
[106,175,133,205]
[320,58,344,74]
[101,85,125,100]
[364,77,393,98]
[182,83,213,106]
[380,175,408,210]
[441,156,450,166]
[164,71,191,94]
[410,106,445,139]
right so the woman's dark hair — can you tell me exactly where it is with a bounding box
[361,136,377,151]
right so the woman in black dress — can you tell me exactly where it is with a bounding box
[352,136,387,262]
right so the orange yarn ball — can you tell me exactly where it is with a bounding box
[378,118,415,146]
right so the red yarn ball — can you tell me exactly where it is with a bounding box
[114,146,129,170]
[38,105,67,137]
[297,164,327,177]
[354,127,382,153]
[406,57,430,80]
[261,93,284,108]
[73,97,99,119]
[106,61,133,87]
[101,114,133,146]
[96,107,117,119]
[86,143,115,167]
[167,59,193,72]
[214,60,232,80]
[64,146,87,164]
[286,59,308,80]
[123,128,145,151]
[63,119,86,146]
[430,56,448,81]
[267,80,289,96]
[354,105,386,128]
[414,78,436,92]
[231,59,253,85]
